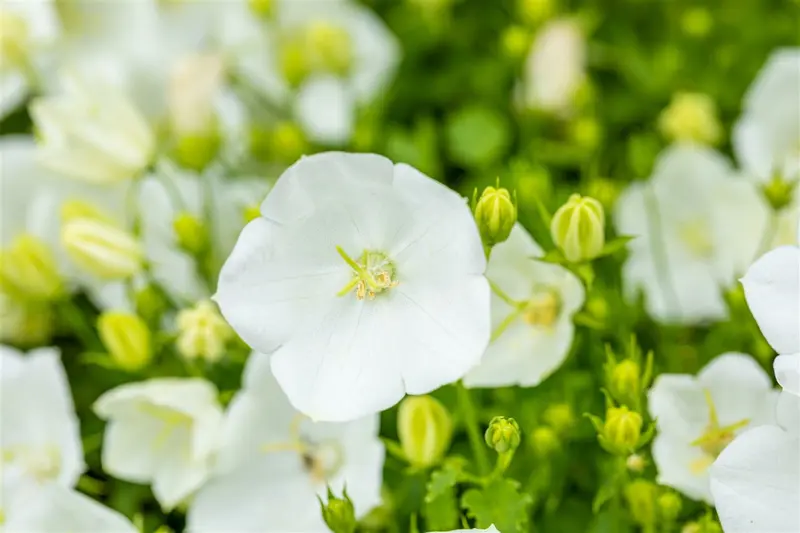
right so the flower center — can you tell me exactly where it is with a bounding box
[278,21,353,86]
[261,414,345,484]
[2,444,62,482]
[523,290,561,328]
[677,219,714,258]
[689,389,749,474]
[336,246,398,301]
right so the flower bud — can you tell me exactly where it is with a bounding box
[681,7,713,37]
[501,26,530,59]
[97,311,152,372]
[485,416,521,454]
[608,359,641,406]
[319,487,356,533]
[542,403,576,436]
[134,284,169,324]
[762,175,796,211]
[624,480,658,528]
[61,218,144,280]
[474,185,517,247]
[248,0,274,18]
[626,453,646,473]
[176,300,233,363]
[600,406,642,455]
[518,0,554,26]
[657,491,682,522]
[173,212,209,255]
[0,235,64,301]
[658,92,721,146]
[550,193,605,263]
[397,395,453,468]
[530,426,560,457]
[682,515,722,533]
[0,294,53,346]
[173,132,220,173]
[0,10,32,67]
[305,21,353,76]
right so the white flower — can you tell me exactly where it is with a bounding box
[710,391,800,533]
[93,378,224,510]
[215,152,490,422]
[31,73,156,184]
[187,350,385,532]
[614,144,769,324]
[648,353,778,503]
[2,480,137,533]
[463,224,584,388]
[428,528,499,533]
[176,300,234,363]
[168,53,225,136]
[733,48,800,182]
[520,18,586,115]
[0,0,59,119]
[741,218,800,395]
[0,345,84,488]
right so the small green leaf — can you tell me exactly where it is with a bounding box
[592,469,622,513]
[461,478,533,533]
[423,489,460,531]
[425,457,465,503]
[598,235,636,257]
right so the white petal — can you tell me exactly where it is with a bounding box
[151,431,211,511]
[732,116,773,180]
[648,374,708,439]
[652,434,713,503]
[777,391,800,434]
[775,353,800,396]
[741,245,800,355]
[295,75,355,145]
[347,3,400,102]
[710,425,800,533]
[100,416,161,483]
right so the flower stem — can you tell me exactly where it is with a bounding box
[456,380,490,475]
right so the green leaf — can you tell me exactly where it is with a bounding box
[425,457,466,503]
[592,469,623,513]
[423,489,460,531]
[461,478,533,533]
[598,236,636,257]
[381,438,407,463]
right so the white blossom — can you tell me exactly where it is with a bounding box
[215,152,490,421]
[464,224,584,388]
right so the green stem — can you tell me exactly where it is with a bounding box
[58,299,102,351]
[455,380,490,475]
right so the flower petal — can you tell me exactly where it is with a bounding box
[652,434,713,503]
[775,353,800,396]
[295,75,355,145]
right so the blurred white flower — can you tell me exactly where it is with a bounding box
[520,18,586,115]
[428,528,499,533]
[710,391,800,533]
[648,353,777,503]
[0,346,84,488]
[187,351,385,532]
[168,53,225,137]
[93,378,224,510]
[31,74,156,184]
[741,219,800,395]
[614,144,769,324]
[733,48,800,183]
[176,300,234,363]
[221,0,400,145]
[464,224,584,388]
[0,0,59,119]
[215,152,490,422]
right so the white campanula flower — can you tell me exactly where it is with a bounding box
[0,0,59,119]
[187,351,385,532]
[614,144,769,325]
[31,73,156,184]
[648,353,778,503]
[215,152,490,422]
[710,391,800,533]
[463,224,584,388]
[520,18,586,115]
[428,528,499,533]
[733,49,800,183]
[220,0,400,145]
[0,346,84,488]
[93,378,224,510]
[741,218,800,395]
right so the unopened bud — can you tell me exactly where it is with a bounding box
[134,284,169,324]
[173,211,208,255]
[624,479,658,528]
[501,26,530,59]
[518,0,554,26]
[176,300,233,363]
[542,403,576,436]
[320,487,356,533]
[550,193,605,263]
[474,185,517,247]
[61,219,144,280]
[97,311,152,372]
[657,491,682,522]
[530,426,560,457]
[485,416,521,453]
[397,395,453,468]
[0,234,64,301]
[248,0,274,19]
[600,406,643,455]
[626,453,646,473]
[682,515,722,533]
[609,359,641,406]
[762,175,797,211]
[0,294,53,346]
[658,92,721,146]
[173,132,220,173]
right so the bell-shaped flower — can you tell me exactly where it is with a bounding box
[463,224,584,388]
[215,152,490,421]
[648,353,778,503]
[187,351,385,532]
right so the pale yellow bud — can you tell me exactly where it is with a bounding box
[485,416,521,453]
[0,234,64,301]
[626,453,646,473]
[397,395,453,468]
[176,300,233,363]
[550,194,605,263]
[609,359,642,406]
[61,219,144,280]
[97,311,152,372]
[658,92,721,146]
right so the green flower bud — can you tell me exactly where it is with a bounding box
[657,491,682,522]
[542,403,576,436]
[608,359,641,406]
[397,395,453,468]
[518,0,554,26]
[134,284,169,324]
[624,479,658,528]
[173,132,220,173]
[248,0,274,19]
[550,194,605,263]
[762,175,797,211]
[658,92,721,146]
[97,311,152,372]
[501,25,530,59]
[319,487,356,533]
[0,295,54,347]
[474,185,517,247]
[681,7,713,37]
[485,416,521,454]
[0,234,65,302]
[682,515,722,533]
[173,211,209,256]
[569,117,602,150]
[601,406,643,455]
[530,426,560,457]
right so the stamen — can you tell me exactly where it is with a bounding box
[336,246,398,300]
